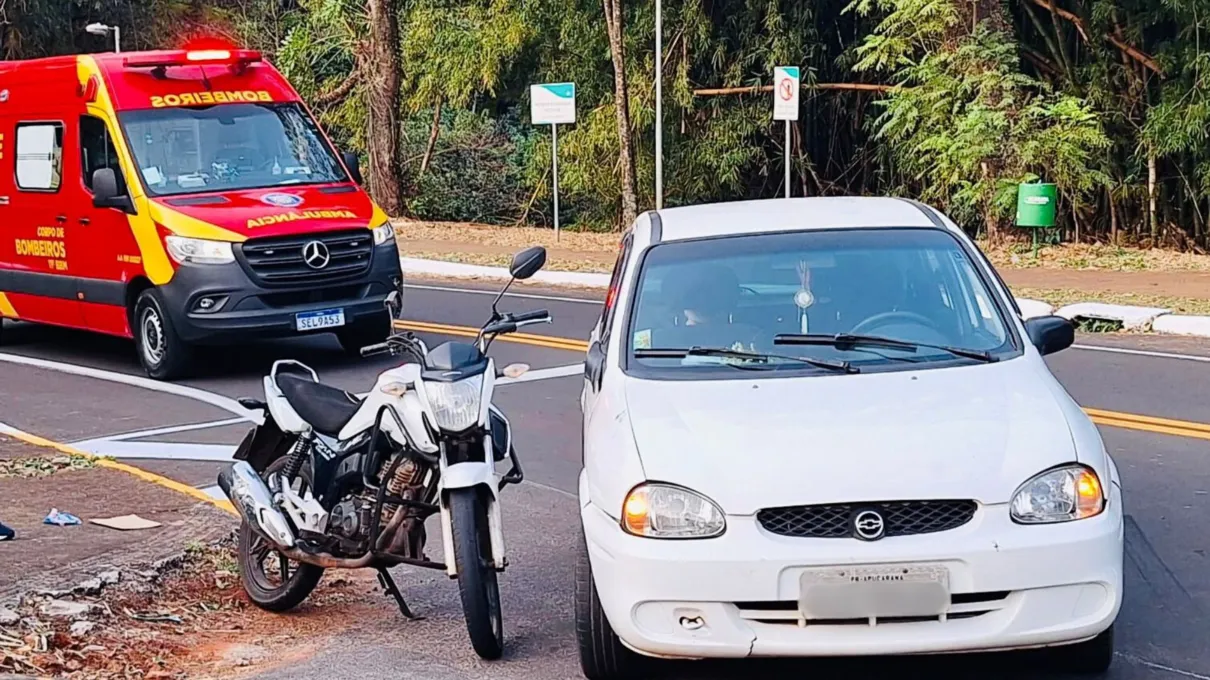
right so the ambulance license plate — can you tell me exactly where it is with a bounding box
[296,309,345,332]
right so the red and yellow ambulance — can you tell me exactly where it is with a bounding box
[0,44,402,379]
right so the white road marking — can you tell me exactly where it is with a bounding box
[1073,343,1210,364]
[72,417,247,446]
[1116,652,1210,680]
[75,439,235,462]
[0,351,261,422]
[406,283,600,305]
[498,363,584,385]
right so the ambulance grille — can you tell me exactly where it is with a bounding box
[238,230,373,286]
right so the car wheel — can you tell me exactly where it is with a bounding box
[336,311,392,356]
[575,526,645,680]
[134,289,194,380]
[1051,625,1114,675]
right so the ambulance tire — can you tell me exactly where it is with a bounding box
[134,289,195,381]
[336,311,392,357]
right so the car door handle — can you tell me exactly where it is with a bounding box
[55,214,67,223]
[78,217,90,226]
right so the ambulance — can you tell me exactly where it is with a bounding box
[0,43,402,379]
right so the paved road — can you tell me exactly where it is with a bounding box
[2,281,1208,679]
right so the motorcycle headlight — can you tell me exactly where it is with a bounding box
[164,235,235,265]
[371,222,395,246]
[1010,464,1105,524]
[426,374,483,432]
[622,483,726,539]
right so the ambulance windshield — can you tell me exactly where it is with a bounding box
[119,103,347,196]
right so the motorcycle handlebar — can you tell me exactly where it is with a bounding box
[508,309,550,323]
[359,341,392,358]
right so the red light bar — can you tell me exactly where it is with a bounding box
[123,49,262,69]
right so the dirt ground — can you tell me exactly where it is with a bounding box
[0,436,235,601]
[396,220,1210,304]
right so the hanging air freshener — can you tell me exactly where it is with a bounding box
[795,260,814,334]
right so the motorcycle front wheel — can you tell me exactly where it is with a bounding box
[449,488,504,660]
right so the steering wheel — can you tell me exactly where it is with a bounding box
[849,310,941,336]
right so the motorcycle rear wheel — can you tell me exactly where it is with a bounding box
[237,456,324,612]
[450,488,504,660]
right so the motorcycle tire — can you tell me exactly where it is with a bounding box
[449,488,504,660]
[237,456,324,612]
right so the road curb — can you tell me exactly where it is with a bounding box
[0,423,237,516]
[400,256,1210,338]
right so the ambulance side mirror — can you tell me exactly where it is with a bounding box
[342,151,364,185]
[92,168,134,214]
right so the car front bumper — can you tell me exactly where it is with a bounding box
[158,240,402,344]
[581,481,1123,660]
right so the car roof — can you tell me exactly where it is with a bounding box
[649,196,944,243]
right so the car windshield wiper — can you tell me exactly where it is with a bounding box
[773,333,997,363]
[634,347,859,374]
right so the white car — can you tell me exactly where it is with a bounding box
[576,197,1123,678]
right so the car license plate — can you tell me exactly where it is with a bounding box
[295,308,345,332]
[798,564,949,620]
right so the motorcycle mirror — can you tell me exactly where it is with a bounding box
[384,290,401,319]
[509,246,547,280]
[500,363,530,379]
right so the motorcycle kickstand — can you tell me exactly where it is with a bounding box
[377,567,424,621]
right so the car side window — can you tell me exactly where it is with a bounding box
[80,115,127,195]
[600,233,634,343]
[15,122,64,192]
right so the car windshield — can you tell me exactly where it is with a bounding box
[626,227,1017,376]
[119,103,346,196]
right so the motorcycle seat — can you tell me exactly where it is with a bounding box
[276,374,363,437]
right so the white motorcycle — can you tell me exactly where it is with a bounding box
[218,246,551,660]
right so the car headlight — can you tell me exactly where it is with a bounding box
[164,235,235,265]
[622,483,726,539]
[371,222,395,246]
[425,374,483,431]
[1010,464,1105,524]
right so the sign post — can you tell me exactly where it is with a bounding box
[773,66,800,199]
[530,83,576,241]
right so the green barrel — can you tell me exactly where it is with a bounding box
[1016,183,1058,228]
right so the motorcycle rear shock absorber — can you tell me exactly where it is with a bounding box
[281,435,312,482]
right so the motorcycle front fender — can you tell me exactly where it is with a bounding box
[439,461,507,577]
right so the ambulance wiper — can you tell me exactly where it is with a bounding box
[634,347,859,373]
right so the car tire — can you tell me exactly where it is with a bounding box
[133,289,194,381]
[336,311,392,356]
[1052,625,1114,675]
[575,526,645,680]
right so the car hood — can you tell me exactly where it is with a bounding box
[148,184,387,242]
[623,361,1076,515]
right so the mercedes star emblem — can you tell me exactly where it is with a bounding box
[302,241,331,270]
[852,510,886,541]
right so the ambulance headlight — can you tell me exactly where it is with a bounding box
[371,222,395,246]
[165,236,235,265]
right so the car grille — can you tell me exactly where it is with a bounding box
[757,500,977,539]
[238,230,372,286]
[734,591,1010,626]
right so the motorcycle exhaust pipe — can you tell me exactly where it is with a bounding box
[218,461,297,549]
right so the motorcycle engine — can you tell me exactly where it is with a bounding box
[380,457,430,559]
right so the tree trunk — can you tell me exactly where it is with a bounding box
[418,98,444,179]
[602,0,639,228]
[1108,185,1118,245]
[1147,152,1158,242]
[365,0,404,216]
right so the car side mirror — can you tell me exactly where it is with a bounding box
[92,168,134,213]
[510,246,547,280]
[585,340,606,388]
[1024,315,1075,356]
[342,151,364,185]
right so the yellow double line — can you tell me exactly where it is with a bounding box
[394,319,589,353]
[397,319,1210,442]
[1085,408,1210,441]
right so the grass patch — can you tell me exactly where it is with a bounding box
[396,220,620,253]
[407,249,612,273]
[1073,318,1126,333]
[1014,287,1210,315]
[0,454,95,479]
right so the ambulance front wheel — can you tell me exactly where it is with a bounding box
[134,289,195,381]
